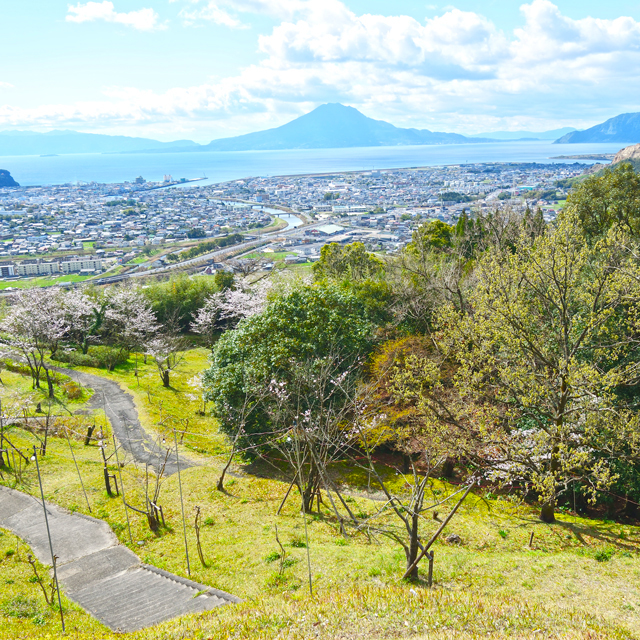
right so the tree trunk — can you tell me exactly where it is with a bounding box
[82,337,89,355]
[44,369,55,398]
[440,457,455,479]
[405,510,421,581]
[540,501,555,523]
[162,370,170,388]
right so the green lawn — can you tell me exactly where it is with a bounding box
[0,350,639,639]
[245,250,296,261]
[0,274,95,290]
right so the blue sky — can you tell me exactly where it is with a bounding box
[2,0,640,141]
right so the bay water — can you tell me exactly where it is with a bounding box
[0,140,628,187]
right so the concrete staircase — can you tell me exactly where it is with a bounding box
[0,485,240,632]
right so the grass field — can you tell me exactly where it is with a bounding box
[0,274,95,290]
[1,350,640,639]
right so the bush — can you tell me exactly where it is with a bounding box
[53,346,129,370]
[62,381,86,401]
[1,359,31,376]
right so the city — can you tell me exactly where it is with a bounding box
[0,161,589,283]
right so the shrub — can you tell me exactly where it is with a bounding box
[594,548,614,562]
[62,381,85,401]
[1,359,31,376]
[53,346,129,370]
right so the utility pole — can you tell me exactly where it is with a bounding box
[173,429,190,577]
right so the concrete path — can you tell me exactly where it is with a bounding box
[0,485,240,632]
[52,366,190,475]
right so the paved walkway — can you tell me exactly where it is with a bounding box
[0,485,240,632]
[53,366,190,475]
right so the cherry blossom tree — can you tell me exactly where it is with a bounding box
[0,289,67,397]
[105,285,158,354]
[192,279,270,349]
[145,334,185,388]
[63,289,108,354]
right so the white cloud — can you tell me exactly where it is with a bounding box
[8,0,640,136]
[0,82,14,89]
[179,0,306,24]
[66,1,163,31]
[180,3,246,28]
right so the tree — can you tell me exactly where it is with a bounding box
[202,284,375,451]
[228,257,262,278]
[214,271,234,291]
[0,289,67,397]
[408,221,453,253]
[567,163,640,239]
[187,228,206,239]
[105,285,158,353]
[312,242,383,281]
[63,288,108,354]
[143,274,218,332]
[437,212,640,522]
[191,279,270,349]
[145,334,185,388]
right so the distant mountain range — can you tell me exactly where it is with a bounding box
[472,127,576,141]
[140,103,498,154]
[555,113,640,143]
[4,105,640,155]
[0,104,498,157]
[0,130,198,156]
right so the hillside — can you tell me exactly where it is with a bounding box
[555,112,640,143]
[198,103,496,152]
[0,130,198,156]
[1,349,638,640]
[0,169,18,187]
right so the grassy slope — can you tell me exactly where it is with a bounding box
[0,351,639,639]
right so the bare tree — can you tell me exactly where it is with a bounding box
[228,257,262,278]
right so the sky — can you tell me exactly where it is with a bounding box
[2,0,640,142]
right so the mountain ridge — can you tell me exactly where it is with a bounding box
[471,127,576,141]
[555,113,640,143]
[0,131,198,157]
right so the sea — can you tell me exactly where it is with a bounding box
[0,140,628,188]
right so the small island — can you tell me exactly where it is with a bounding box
[0,169,19,187]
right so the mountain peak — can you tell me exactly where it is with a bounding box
[203,103,492,152]
[555,112,640,143]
